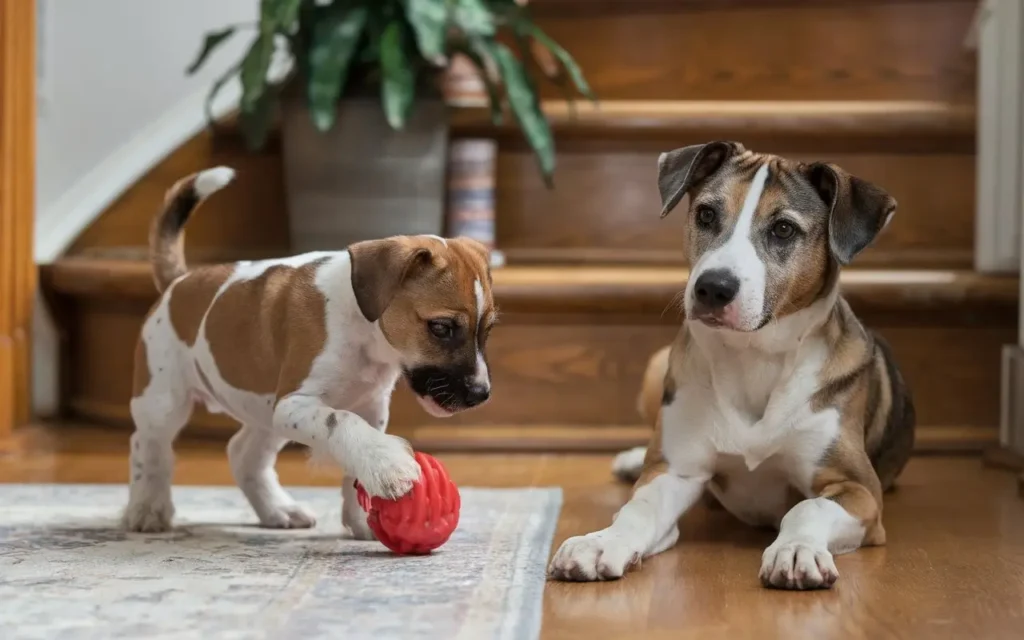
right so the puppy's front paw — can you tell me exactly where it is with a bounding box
[760,538,838,590]
[356,434,420,500]
[548,531,642,582]
[259,502,317,529]
[342,504,377,541]
[122,497,174,533]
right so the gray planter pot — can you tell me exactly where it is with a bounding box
[280,96,449,252]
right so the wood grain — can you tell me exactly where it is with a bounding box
[4,424,1024,638]
[524,1,978,101]
[0,0,36,441]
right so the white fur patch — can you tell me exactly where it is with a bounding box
[194,166,235,199]
[687,163,770,330]
[472,279,490,389]
[424,234,448,247]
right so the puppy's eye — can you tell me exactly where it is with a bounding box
[695,205,718,229]
[771,220,796,240]
[428,319,454,340]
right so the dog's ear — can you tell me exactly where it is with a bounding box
[804,162,897,265]
[657,141,744,217]
[348,238,433,322]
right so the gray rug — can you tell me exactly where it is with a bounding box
[0,484,562,640]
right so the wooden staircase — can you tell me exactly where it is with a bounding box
[41,0,1006,453]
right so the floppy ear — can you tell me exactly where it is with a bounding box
[657,141,745,217]
[804,163,897,265]
[348,238,433,322]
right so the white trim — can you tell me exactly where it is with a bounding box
[31,80,241,417]
[976,0,1024,273]
[34,81,241,263]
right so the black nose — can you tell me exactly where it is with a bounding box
[693,269,740,309]
[465,384,491,408]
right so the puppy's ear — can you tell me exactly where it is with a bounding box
[348,238,433,322]
[657,141,744,217]
[804,163,897,265]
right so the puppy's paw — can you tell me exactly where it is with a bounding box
[259,502,317,529]
[122,497,175,533]
[548,531,642,582]
[759,538,838,590]
[611,446,647,483]
[342,504,377,541]
[356,434,421,500]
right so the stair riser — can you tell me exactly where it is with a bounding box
[529,1,976,101]
[56,298,1012,440]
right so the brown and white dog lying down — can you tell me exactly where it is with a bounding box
[124,167,496,537]
[548,142,915,590]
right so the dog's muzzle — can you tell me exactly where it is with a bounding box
[404,365,491,417]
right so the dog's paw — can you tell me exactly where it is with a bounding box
[548,531,642,582]
[356,434,421,500]
[122,498,175,533]
[259,502,317,529]
[759,538,838,590]
[611,446,647,483]
[342,506,377,541]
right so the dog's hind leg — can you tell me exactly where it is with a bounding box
[123,369,193,533]
[228,425,316,528]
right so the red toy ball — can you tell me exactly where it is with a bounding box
[354,452,460,555]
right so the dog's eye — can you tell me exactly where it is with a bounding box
[428,319,454,340]
[771,220,796,240]
[695,205,718,229]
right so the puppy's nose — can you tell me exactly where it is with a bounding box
[465,384,491,408]
[693,269,740,309]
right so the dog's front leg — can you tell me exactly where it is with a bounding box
[548,471,707,581]
[760,471,883,590]
[273,394,420,500]
[341,393,392,539]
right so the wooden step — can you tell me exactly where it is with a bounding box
[41,257,1014,452]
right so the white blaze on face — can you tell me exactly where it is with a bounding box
[688,163,770,330]
[424,234,448,247]
[472,279,490,390]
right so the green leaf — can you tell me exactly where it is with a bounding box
[455,40,502,125]
[204,62,241,124]
[261,0,302,30]
[485,42,554,184]
[240,34,274,111]
[452,0,495,37]
[380,22,416,130]
[307,7,369,132]
[239,84,278,151]
[526,24,595,101]
[404,0,448,63]
[186,27,236,75]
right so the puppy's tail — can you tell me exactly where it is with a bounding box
[149,166,235,293]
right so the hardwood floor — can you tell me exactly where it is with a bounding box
[3,424,1024,639]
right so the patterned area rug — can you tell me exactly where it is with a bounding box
[0,484,562,640]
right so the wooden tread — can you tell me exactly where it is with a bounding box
[43,255,1017,320]
[451,100,976,153]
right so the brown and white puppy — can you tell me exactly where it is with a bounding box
[549,142,915,589]
[124,167,496,537]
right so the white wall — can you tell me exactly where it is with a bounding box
[33,0,256,416]
[35,0,256,261]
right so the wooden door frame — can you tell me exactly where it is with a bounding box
[0,0,36,447]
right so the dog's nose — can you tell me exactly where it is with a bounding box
[465,384,491,408]
[693,269,740,309]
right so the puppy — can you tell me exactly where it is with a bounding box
[124,167,496,538]
[549,142,915,589]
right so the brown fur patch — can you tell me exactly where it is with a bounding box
[374,237,495,371]
[204,260,329,397]
[638,346,671,424]
[168,265,233,347]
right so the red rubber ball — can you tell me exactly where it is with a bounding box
[354,452,461,555]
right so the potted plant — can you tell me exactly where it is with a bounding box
[187,0,593,252]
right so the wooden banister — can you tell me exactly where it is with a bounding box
[0,0,36,445]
